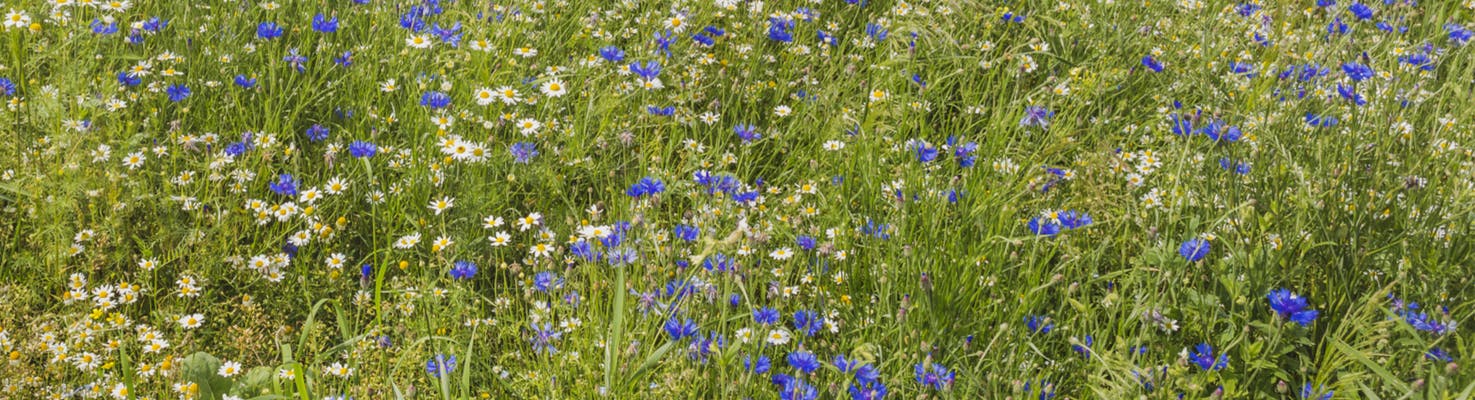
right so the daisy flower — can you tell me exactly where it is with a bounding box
[406,34,434,49]
[540,79,568,97]
[218,360,242,377]
[428,196,455,215]
[178,313,204,329]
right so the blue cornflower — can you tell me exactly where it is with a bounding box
[674,225,699,242]
[663,317,698,341]
[257,22,284,39]
[305,124,330,142]
[793,310,823,336]
[734,124,761,143]
[745,354,772,374]
[1342,62,1375,82]
[1179,238,1210,262]
[654,30,675,57]
[349,141,377,158]
[865,23,888,42]
[283,48,308,72]
[1170,112,1196,135]
[767,18,795,43]
[607,247,638,266]
[224,140,252,157]
[1189,343,1229,371]
[1338,83,1366,106]
[1001,12,1026,23]
[772,374,818,400]
[234,74,257,89]
[1349,3,1374,20]
[569,241,600,262]
[1237,3,1262,16]
[533,271,562,292]
[1305,112,1339,128]
[646,105,675,116]
[687,332,724,363]
[1028,217,1061,236]
[1204,122,1243,142]
[1302,383,1333,400]
[0,78,13,97]
[627,176,666,197]
[831,355,860,373]
[141,17,167,33]
[1327,18,1349,35]
[450,260,477,280]
[269,174,299,197]
[1025,315,1053,334]
[1399,51,1435,71]
[953,140,978,167]
[1141,55,1164,72]
[1394,301,1455,336]
[420,91,452,109]
[1448,23,1473,46]
[849,380,888,400]
[91,19,118,35]
[116,72,141,87]
[312,14,339,33]
[692,33,714,46]
[166,84,190,102]
[754,307,780,325]
[1025,380,1056,399]
[862,219,893,239]
[599,45,625,62]
[817,30,838,46]
[510,142,538,163]
[1073,335,1094,358]
[704,253,734,272]
[334,51,353,67]
[1058,210,1093,229]
[400,9,428,31]
[1219,158,1252,175]
[913,362,954,391]
[786,351,821,374]
[431,22,463,46]
[425,354,457,377]
[1020,105,1053,129]
[796,236,816,251]
[530,322,562,355]
[911,140,939,163]
[1230,62,1257,77]
[854,364,880,384]
[1426,347,1454,362]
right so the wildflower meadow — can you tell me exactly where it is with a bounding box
[3,0,1475,398]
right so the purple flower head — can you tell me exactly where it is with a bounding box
[510,142,538,163]
[1179,238,1210,262]
[450,260,477,280]
[269,174,299,197]
[1190,343,1229,371]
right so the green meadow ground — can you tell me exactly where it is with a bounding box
[2,0,1475,398]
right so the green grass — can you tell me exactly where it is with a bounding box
[2,0,1475,398]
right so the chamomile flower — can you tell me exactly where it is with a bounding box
[178,313,204,329]
[540,79,568,97]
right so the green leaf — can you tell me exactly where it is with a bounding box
[180,352,235,400]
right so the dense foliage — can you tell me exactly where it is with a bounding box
[2,0,1475,398]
